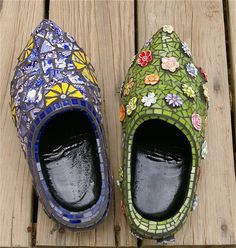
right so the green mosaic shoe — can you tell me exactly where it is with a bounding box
[119,25,209,241]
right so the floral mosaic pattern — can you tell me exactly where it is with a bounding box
[120,25,208,240]
[10,19,110,231]
[18,36,34,62]
[10,20,102,153]
[45,82,83,106]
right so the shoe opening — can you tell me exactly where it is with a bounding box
[39,110,101,212]
[131,119,192,221]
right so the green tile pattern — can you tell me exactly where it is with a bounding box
[120,26,208,240]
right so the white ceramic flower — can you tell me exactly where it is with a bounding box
[191,194,199,211]
[182,42,191,57]
[141,92,157,107]
[186,63,198,77]
[201,140,208,159]
[163,25,174,34]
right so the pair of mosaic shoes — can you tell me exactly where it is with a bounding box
[10,20,208,241]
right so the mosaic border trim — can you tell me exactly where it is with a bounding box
[121,111,198,239]
[27,98,111,230]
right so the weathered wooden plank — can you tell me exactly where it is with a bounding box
[0,0,44,247]
[136,0,236,246]
[228,0,236,142]
[36,0,136,247]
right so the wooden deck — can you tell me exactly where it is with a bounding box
[0,0,235,247]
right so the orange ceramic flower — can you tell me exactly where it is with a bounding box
[144,74,160,85]
[119,105,126,122]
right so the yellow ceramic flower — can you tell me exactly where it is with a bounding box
[123,79,134,96]
[45,82,83,106]
[118,167,124,183]
[126,97,137,116]
[72,51,97,84]
[202,84,210,102]
[18,36,34,62]
[144,74,160,85]
[182,84,195,98]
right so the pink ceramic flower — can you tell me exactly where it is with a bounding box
[161,57,179,72]
[200,67,208,82]
[191,113,202,131]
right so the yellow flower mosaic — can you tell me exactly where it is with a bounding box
[45,82,83,106]
[18,36,34,62]
[72,50,97,84]
[10,97,16,124]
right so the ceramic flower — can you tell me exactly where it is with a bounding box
[163,25,174,34]
[186,63,198,77]
[182,84,195,98]
[181,42,191,57]
[137,50,152,67]
[161,57,179,72]
[120,200,126,216]
[141,92,157,107]
[144,37,153,48]
[201,140,208,159]
[123,79,134,96]
[118,167,124,183]
[191,194,199,211]
[200,67,208,81]
[165,93,182,107]
[126,97,137,116]
[144,74,160,85]
[119,104,126,122]
[202,84,210,102]
[205,116,208,128]
[191,113,202,131]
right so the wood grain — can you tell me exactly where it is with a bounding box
[35,0,136,247]
[228,0,236,143]
[136,0,236,246]
[1,0,235,247]
[0,0,44,247]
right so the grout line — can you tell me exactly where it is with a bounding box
[222,0,236,171]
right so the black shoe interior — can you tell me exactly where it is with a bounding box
[39,110,101,212]
[131,119,192,221]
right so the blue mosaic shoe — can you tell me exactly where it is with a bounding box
[10,20,111,230]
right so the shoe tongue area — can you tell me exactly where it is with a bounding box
[33,19,64,38]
